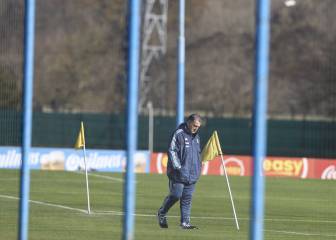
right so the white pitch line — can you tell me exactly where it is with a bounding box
[94,210,336,224]
[265,229,336,238]
[88,172,125,182]
[94,211,336,237]
[264,217,336,224]
[1,194,335,224]
[0,194,87,214]
[93,211,239,219]
[94,210,158,217]
[75,171,124,182]
[1,194,336,238]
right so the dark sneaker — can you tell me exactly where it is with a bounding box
[157,210,168,228]
[180,222,198,229]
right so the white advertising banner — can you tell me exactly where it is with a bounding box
[0,147,150,173]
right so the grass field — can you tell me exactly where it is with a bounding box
[0,169,335,240]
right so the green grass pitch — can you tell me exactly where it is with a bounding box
[0,169,335,239]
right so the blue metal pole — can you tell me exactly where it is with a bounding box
[176,0,185,126]
[19,0,36,240]
[123,0,141,240]
[250,0,271,240]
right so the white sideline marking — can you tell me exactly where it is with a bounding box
[94,210,336,224]
[265,229,336,238]
[1,194,335,238]
[75,171,124,182]
[0,194,87,214]
[264,217,336,224]
[1,193,335,224]
[93,211,336,237]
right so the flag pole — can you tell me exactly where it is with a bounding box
[75,121,91,214]
[82,143,91,214]
[220,155,239,230]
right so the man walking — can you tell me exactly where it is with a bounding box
[157,113,202,229]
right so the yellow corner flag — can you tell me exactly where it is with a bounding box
[74,121,85,149]
[201,131,223,162]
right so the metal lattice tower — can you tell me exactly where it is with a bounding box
[139,0,168,112]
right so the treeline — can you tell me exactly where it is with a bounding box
[0,0,335,119]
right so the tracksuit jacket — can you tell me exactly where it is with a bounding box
[167,123,202,184]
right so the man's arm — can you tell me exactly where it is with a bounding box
[168,130,182,170]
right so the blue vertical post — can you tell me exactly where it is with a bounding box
[123,0,141,240]
[250,0,271,240]
[19,0,36,240]
[176,0,185,126]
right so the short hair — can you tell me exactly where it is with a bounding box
[186,113,202,124]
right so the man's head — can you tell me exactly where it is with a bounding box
[186,113,202,134]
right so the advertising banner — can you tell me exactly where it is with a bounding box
[2,147,334,179]
[0,147,150,173]
[150,153,252,176]
[263,157,308,178]
[150,152,336,180]
[307,159,336,180]
[202,155,252,176]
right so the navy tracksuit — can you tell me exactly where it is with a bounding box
[159,123,202,224]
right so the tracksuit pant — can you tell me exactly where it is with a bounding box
[158,179,196,224]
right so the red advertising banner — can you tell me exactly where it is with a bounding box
[150,153,336,180]
[307,159,336,180]
[150,153,168,174]
[263,157,308,178]
[202,155,252,176]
